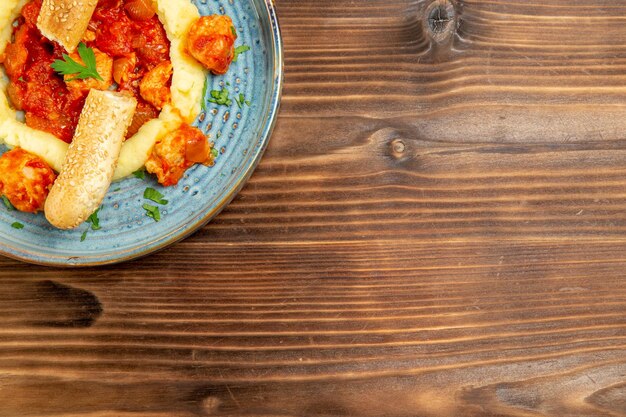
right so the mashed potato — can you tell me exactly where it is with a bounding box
[0,0,206,180]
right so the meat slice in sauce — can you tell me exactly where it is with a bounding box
[139,60,172,110]
[92,4,134,57]
[134,16,170,68]
[22,57,85,142]
[145,124,213,186]
[0,148,56,213]
[2,25,29,79]
[186,15,237,75]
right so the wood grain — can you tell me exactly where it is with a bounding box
[2,0,626,416]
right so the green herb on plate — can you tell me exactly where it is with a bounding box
[144,187,168,205]
[87,208,102,231]
[208,87,232,106]
[133,169,146,180]
[235,93,251,109]
[2,196,15,211]
[80,208,102,241]
[51,42,104,82]
[11,222,24,230]
[143,204,161,222]
[233,45,250,63]
[201,80,208,111]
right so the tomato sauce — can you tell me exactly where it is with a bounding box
[1,0,170,143]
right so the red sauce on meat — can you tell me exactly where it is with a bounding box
[1,0,170,143]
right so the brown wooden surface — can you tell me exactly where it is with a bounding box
[2,0,626,415]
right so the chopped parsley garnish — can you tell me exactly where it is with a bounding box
[201,80,209,111]
[2,196,15,211]
[132,169,146,180]
[143,204,161,222]
[11,222,24,230]
[51,42,104,82]
[87,208,102,231]
[235,93,251,109]
[81,208,102,241]
[143,187,168,205]
[233,45,250,63]
[209,87,232,106]
[230,26,237,36]
[211,148,219,159]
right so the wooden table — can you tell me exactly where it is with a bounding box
[2,0,626,415]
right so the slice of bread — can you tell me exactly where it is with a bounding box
[45,90,137,229]
[37,0,98,52]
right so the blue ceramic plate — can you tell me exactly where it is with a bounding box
[0,0,283,266]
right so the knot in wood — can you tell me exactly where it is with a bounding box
[424,0,456,42]
[392,139,406,154]
[391,139,406,159]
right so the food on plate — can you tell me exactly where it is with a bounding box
[145,123,213,186]
[140,60,173,110]
[2,0,173,143]
[187,15,237,75]
[0,148,56,213]
[37,0,99,52]
[45,90,137,229]
[0,0,247,230]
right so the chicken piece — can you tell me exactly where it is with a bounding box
[64,47,114,94]
[94,14,134,57]
[1,25,30,79]
[139,61,172,110]
[20,0,41,26]
[139,61,174,110]
[186,15,237,75]
[134,16,170,67]
[6,81,26,111]
[145,124,211,186]
[0,148,57,213]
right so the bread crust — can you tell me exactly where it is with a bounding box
[45,90,137,230]
[36,0,98,52]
